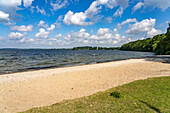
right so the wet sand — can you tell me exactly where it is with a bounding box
[0,59,170,113]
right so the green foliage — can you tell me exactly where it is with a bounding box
[165,51,170,55]
[120,25,170,55]
[120,38,153,52]
[110,91,120,98]
[72,47,78,50]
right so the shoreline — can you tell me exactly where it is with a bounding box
[0,58,170,113]
[0,55,159,76]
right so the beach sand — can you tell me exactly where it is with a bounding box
[0,59,170,113]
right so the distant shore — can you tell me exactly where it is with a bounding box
[0,58,170,113]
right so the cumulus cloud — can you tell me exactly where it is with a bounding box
[11,25,33,32]
[64,28,90,40]
[63,0,129,26]
[117,18,137,29]
[42,28,130,47]
[19,38,35,43]
[0,0,21,7]
[63,11,92,26]
[0,11,10,22]
[113,7,123,17]
[89,28,130,45]
[55,34,62,38]
[97,28,110,36]
[38,20,48,28]
[90,28,126,41]
[8,32,24,39]
[125,18,156,34]
[0,0,34,21]
[124,18,162,39]
[23,0,34,7]
[0,0,34,7]
[146,28,162,38]
[35,28,49,38]
[62,28,129,46]
[47,24,55,31]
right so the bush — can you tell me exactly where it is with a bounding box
[110,91,121,98]
[165,51,170,55]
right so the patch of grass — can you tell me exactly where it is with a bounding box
[22,76,170,113]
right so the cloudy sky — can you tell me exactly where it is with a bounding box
[0,0,169,48]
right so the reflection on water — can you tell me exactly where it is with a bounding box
[0,49,154,74]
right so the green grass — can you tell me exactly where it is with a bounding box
[22,76,170,113]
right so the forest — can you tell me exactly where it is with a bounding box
[120,24,170,55]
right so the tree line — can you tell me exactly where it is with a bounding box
[120,24,170,55]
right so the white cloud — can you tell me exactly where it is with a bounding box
[132,2,144,13]
[11,25,33,32]
[57,15,63,21]
[8,32,24,39]
[0,0,34,7]
[117,18,137,29]
[97,28,110,36]
[125,18,156,34]
[23,0,34,7]
[124,18,162,40]
[35,28,49,38]
[38,20,48,28]
[63,11,92,26]
[103,17,112,23]
[36,6,46,15]
[89,28,129,45]
[19,38,35,43]
[146,28,162,38]
[4,22,16,26]
[47,24,55,31]
[132,0,170,13]
[0,11,10,22]
[63,0,129,26]
[144,0,170,11]
[113,7,123,17]
[44,28,130,47]
[55,34,62,38]
[50,0,68,11]
[54,15,63,28]
[0,0,21,7]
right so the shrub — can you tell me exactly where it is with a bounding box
[110,91,121,98]
[165,51,170,55]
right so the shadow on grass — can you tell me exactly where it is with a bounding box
[139,100,161,113]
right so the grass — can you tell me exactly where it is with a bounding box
[22,76,170,113]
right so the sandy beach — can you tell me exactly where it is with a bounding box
[0,59,170,113]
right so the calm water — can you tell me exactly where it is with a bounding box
[0,49,154,74]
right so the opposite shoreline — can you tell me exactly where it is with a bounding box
[0,58,170,113]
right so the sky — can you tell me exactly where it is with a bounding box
[0,0,169,48]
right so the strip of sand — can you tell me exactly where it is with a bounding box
[0,59,170,113]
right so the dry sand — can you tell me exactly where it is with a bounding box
[0,59,170,113]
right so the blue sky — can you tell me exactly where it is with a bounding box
[0,0,169,48]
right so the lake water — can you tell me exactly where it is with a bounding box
[0,49,155,74]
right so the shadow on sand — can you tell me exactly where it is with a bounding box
[144,55,170,64]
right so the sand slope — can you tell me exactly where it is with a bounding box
[0,59,170,113]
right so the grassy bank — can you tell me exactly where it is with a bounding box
[22,76,170,113]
